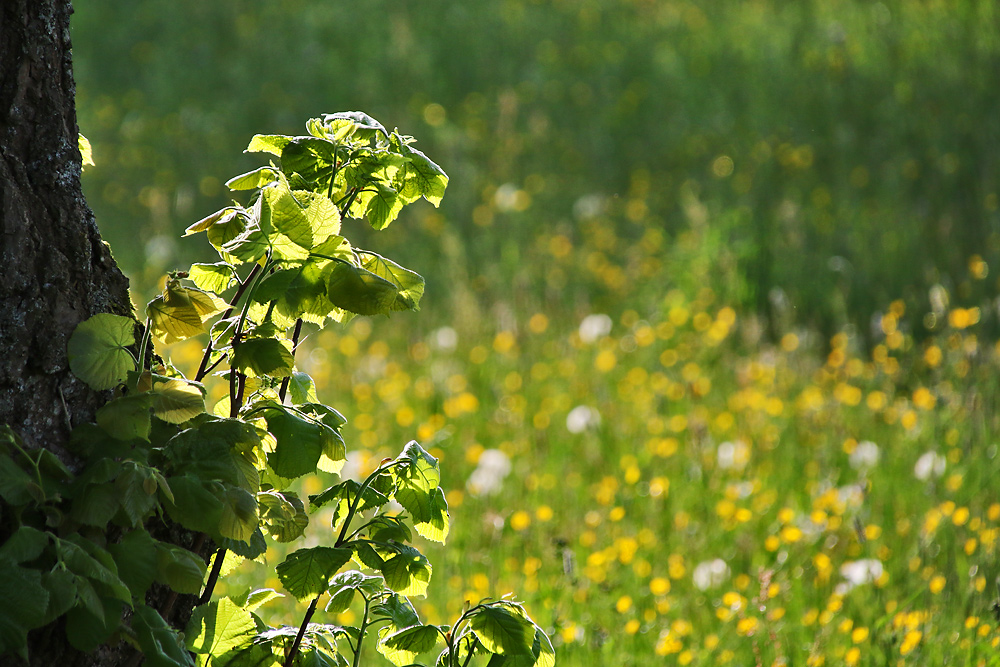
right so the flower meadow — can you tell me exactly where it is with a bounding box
[156,238,1000,665]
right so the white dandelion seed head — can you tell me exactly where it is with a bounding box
[849,440,880,470]
[692,559,730,591]
[914,451,947,481]
[467,449,512,497]
[578,314,613,344]
[566,405,601,434]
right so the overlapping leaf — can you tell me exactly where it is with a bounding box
[276,547,352,601]
[147,280,229,344]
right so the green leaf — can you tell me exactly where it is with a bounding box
[310,480,389,531]
[108,528,159,597]
[276,547,352,601]
[232,338,295,378]
[326,261,399,316]
[151,378,206,424]
[324,570,383,613]
[322,112,388,141]
[227,166,279,191]
[147,281,229,344]
[164,419,261,491]
[365,182,404,230]
[258,489,309,542]
[96,393,154,441]
[133,604,198,667]
[280,137,337,187]
[156,543,208,595]
[365,515,413,544]
[184,206,238,236]
[0,526,49,563]
[360,252,425,311]
[0,453,37,505]
[65,597,124,652]
[246,134,293,156]
[264,179,340,252]
[253,260,336,322]
[58,536,131,601]
[40,568,78,625]
[189,262,237,293]
[393,441,441,492]
[485,626,556,667]
[0,559,50,636]
[378,543,432,597]
[288,372,319,404]
[378,624,439,667]
[231,587,284,612]
[371,593,420,632]
[396,485,450,543]
[70,459,123,526]
[116,461,161,526]
[254,402,336,478]
[392,134,449,207]
[222,528,268,560]
[67,313,136,390]
[186,597,258,656]
[162,474,225,536]
[469,606,535,656]
[219,486,260,542]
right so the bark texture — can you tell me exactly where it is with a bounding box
[0,1,131,456]
[0,4,212,666]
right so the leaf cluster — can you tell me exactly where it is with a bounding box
[2,112,551,667]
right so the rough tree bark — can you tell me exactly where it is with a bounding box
[0,3,206,665]
[0,1,130,453]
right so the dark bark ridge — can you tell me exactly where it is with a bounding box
[0,0,131,456]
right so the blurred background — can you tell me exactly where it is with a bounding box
[71,2,1000,664]
[74,0,1000,345]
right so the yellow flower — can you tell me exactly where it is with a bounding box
[509,511,531,531]
[649,577,671,596]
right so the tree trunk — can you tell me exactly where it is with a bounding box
[0,2,130,453]
[0,3,204,665]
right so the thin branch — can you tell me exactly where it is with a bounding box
[198,546,228,605]
[278,318,304,403]
[283,596,320,667]
[195,262,263,382]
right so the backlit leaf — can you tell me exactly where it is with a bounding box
[147,281,229,344]
[469,606,535,656]
[151,378,206,424]
[276,547,352,601]
[360,252,425,312]
[326,261,398,316]
[232,338,295,378]
[227,166,278,191]
[258,489,308,542]
[392,134,449,207]
[378,624,439,666]
[189,262,237,293]
[67,313,136,390]
[186,597,257,656]
[247,134,293,155]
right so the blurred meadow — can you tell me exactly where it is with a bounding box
[73,0,1000,664]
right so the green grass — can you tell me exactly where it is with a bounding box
[75,0,1000,662]
[161,229,1000,665]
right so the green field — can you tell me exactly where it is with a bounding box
[73,0,1000,664]
[157,270,1000,665]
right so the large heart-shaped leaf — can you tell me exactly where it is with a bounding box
[67,313,136,390]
